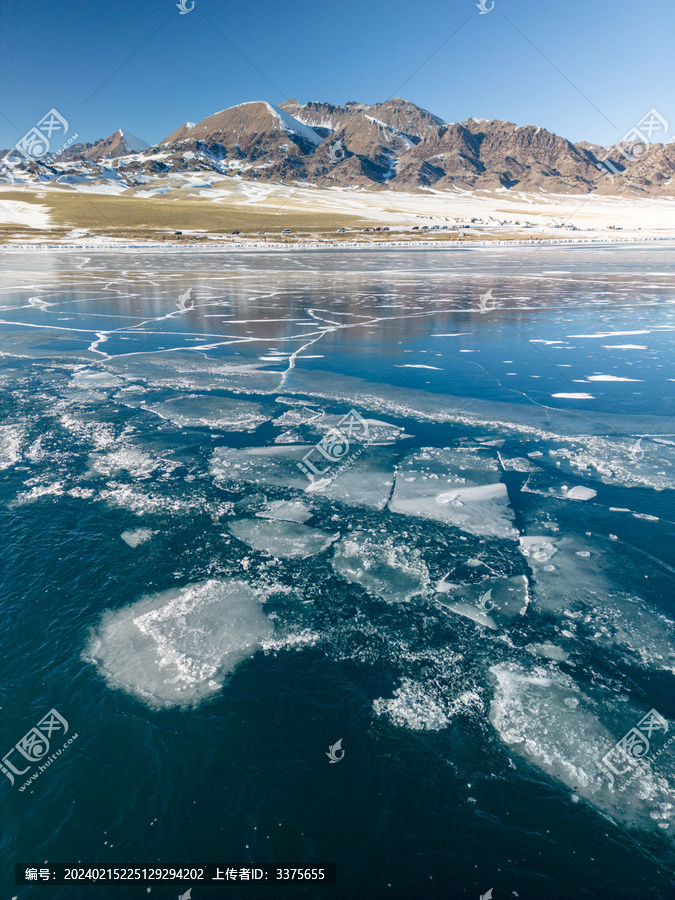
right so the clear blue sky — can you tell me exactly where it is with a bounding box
[1,0,672,150]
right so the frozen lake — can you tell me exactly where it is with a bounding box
[1,243,674,899]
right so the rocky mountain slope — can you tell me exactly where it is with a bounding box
[2,97,673,196]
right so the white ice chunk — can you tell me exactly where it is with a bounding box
[229,518,337,559]
[564,486,597,501]
[373,678,450,731]
[438,600,498,630]
[88,447,158,479]
[87,579,272,708]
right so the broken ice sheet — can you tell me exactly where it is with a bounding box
[229,518,337,559]
[146,394,270,432]
[303,445,397,511]
[435,574,528,630]
[331,532,429,602]
[211,443,396,511]
[255,499,313,523]
[70,369,126,391]
[390,448,518,539]
[212,445,309,491]
[87,579,273,708]
[87,447,159,479]
[489,662,675,835]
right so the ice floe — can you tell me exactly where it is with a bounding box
[229,518,337,559]
[390,448,518,539]
[87,579,273,708]
[331,532,429,602]
[489,662,675,834]
[146,394,269,431]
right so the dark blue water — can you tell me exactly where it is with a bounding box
[1,246,674,900]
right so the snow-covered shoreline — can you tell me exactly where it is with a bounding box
[1,235,674,252]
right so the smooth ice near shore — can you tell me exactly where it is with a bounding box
[390,448,518,539]
[229,518,337,559]
[489,662,675,834]
[331,532,429,602]
[87,579,273,707]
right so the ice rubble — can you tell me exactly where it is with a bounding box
[373,679,484,731]
[331,532,429,602]
[121,528,155,548]
[489,662,675,833]
[390,448,518,539]
[373,679,450,731]
[88,580,273,708]
[229,518,337,559]
[0,425,23,470]
[87,447,159,479]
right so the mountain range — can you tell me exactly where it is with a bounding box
[3,98,674,196]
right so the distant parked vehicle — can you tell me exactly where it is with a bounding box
[382,227,389,232]
[175,231,182,235]
[232,230,240,235]
[338,228,347,233]
[258,231,265,235]
[282,228,291,234]
[375,227,381,232]
[412,226,419,230]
